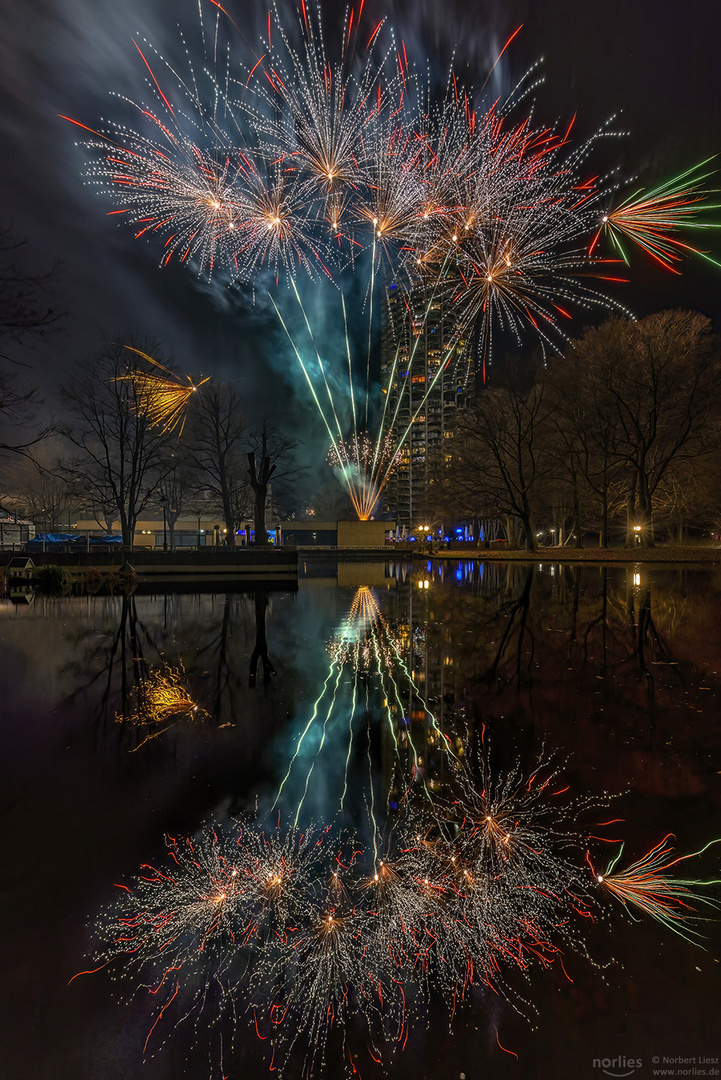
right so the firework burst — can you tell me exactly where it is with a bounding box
[66,0,719,521]
[118,346,209,434]
[327,431,400,519]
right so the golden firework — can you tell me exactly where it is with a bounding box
[118,346,210,435]
[116,662,205,749]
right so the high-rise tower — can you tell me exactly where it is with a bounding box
[380,284,471,528]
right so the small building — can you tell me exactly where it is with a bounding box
[279,519,391,548]
[7,556,35,582]
[69,515,244,548]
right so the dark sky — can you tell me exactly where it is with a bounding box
[1,0,720,453]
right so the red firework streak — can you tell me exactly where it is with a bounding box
[589,834,721,945]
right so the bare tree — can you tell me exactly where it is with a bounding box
[308,479,353,520]
[60,339,176,547]
[247,419,304,546]
[0,225,62,456]
[188,382,251,545]
[157,454,189,550]
[450,369,552,551]
[3,437,73,530]
[546,346,628,547]
[0,225,61,359]
[570,312,720,545]
[651,455,720,543]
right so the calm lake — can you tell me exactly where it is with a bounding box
[1,560,720,1080]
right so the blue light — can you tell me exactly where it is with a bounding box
[390,283,398,290]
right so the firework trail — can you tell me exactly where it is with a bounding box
[118,346,210,434]
[327,432,401,519]
[590,834,721,946]
[590,158,721,272]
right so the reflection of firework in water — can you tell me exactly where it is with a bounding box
[327,586,403,675]
[76,745,721,1075]
[327,432,401,520]
[115,662,203,747]
[117,347,210,435]
[590,834,721,946]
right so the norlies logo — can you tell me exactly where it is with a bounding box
[593,1056,643,1077]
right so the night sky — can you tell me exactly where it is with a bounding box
[1,0,720,458]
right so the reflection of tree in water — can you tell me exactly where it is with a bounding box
[249,591,276,687]
[61,590,285,743]
[419,563,536,702]
[183,591,281,718]
[61,594,206,750]
[187,594,246,723]
[414,563,711,751]
[62,594,168,742]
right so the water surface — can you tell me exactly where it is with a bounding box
[1,561,719,1080]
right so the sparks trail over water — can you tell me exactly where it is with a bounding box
[272,585,438,836]
[589,835,721,946]
[65,1,719,515]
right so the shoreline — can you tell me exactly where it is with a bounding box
[299,545,721,564]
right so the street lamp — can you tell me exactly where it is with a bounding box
[160,494,167,551]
